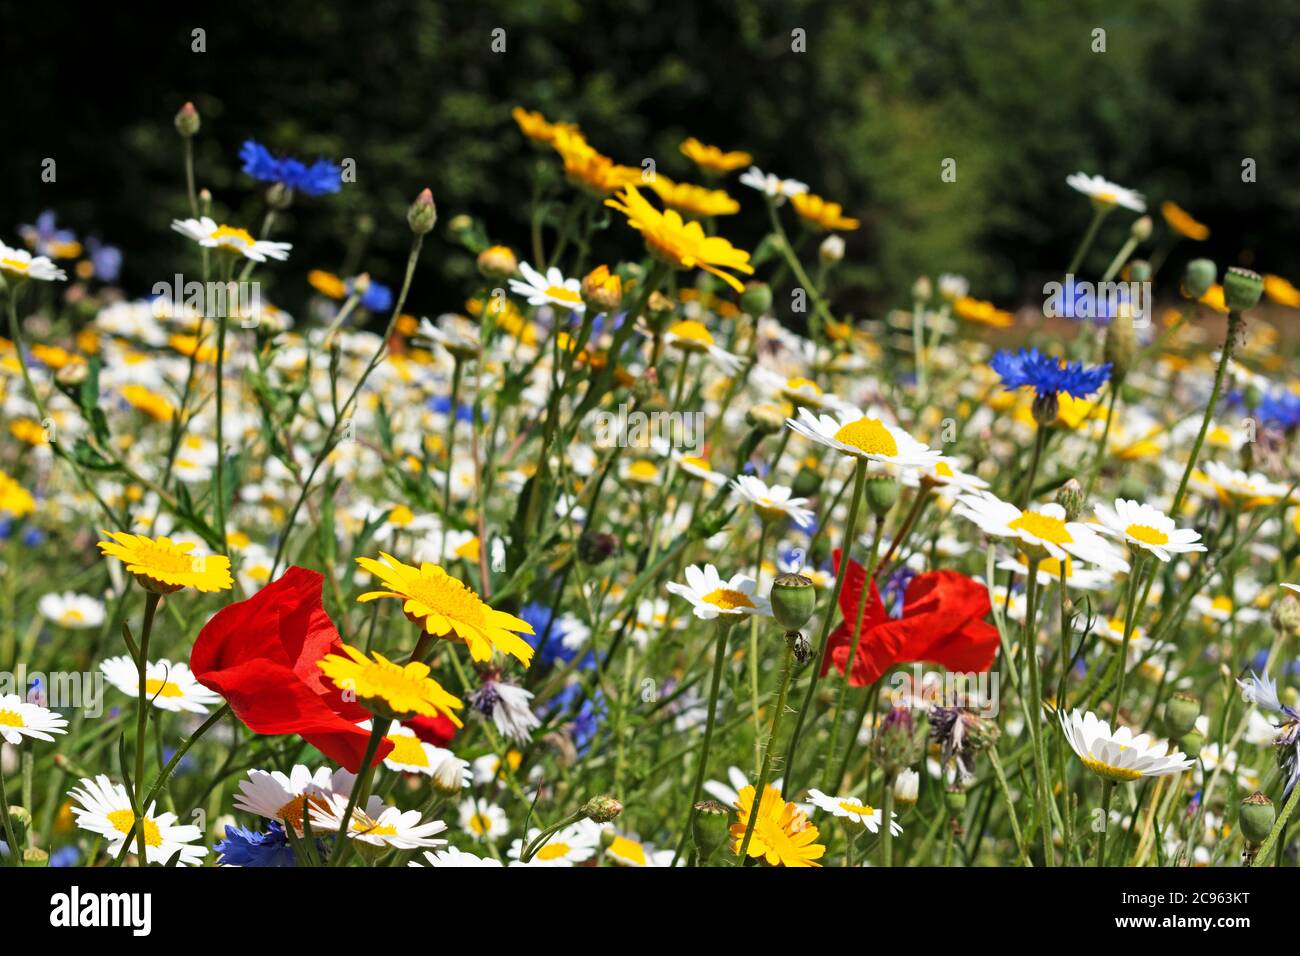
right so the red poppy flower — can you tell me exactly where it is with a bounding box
[821,550,999,687]
[190,566,392,772]
[401,713,458,748]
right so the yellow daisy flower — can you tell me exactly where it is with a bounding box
[1264,274,1300,308]
[317,644,464,725]
[0,470,36,518]
[356,553,535,666]
[1160,200,1209,241]
[97,531,233,594]
[511,107,578,148]
[553,129,640,197]
[604,185,754,293]
[952,295,1014,328]
[679,137,752,174]
[649,175,740,218]
[120,385,176,422]
[790,192,860,231]
[308,269,348,299]
[730,784,825,867]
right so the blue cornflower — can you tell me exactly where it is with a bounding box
[85,237,123,282]
[427,394,483,424]
[546,683,607,755]
[521,603,595,670]
[882,566,917,619]
[990,347,1111,400]
[350,277,392,313]
[50,846,81,867]
[214,822,297,867]
[239,140,342,197]
[19,210,78,258]
[1258,390,1300,430]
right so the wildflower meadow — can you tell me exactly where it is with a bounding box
[3,11,1300,928]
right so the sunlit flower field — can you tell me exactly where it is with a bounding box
[3,101,1300,869]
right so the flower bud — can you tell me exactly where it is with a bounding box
[21,847,48,867]
[646,291,676,322]
[864,475,899,517]
[1127,259,1152,283]
[1223,267,1264,312]
[1182,259,1217,299]
[1178,728,1204,759]
[791,465,823,499]
[174,102,201,138]
[744,402,786,435]
[874,704,923,774]
[819,235,845,265]
[1104,310,1137,384]
[894,768,920,806]
[1130,215,1153,241]
[690,507,730,540]
[770,572,816,631]
[944,786,967,816]
[407,188,438,235]
[1162,691,1201,739]
[477,245,518,282]
[1054,478,1085,522]
[577,530,619,566]
[1239,791,1275,847]
[581,265,623,314]
[911,275,932,302]
[1273,594,1300,637]
[739,281,772,317]
[691,800,730,861]
[430,754,466,796]
[266,182,294,211]
[582,794,624,823]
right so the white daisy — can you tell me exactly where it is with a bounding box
[659,319,745,375]
[995,553,1113,590]
[666,563,773,621]
[1199,460,1288,506]
[0,241,66,281]
[0,692,68,745]
[100,656,223,713]
[1059,709,1193,781]
[170,217,292,262]
[68,774,208,865]
[787,407,942,469]
[311,793,447,849]
[458,798,510,841]
[415,313,481,355]
[806,788,903,835]
[730,474,815,528]
[953,491,1129,573]
[36,591,105,630]
[632,596,685,649]
[903,457,990,493]
[508,262,585,313]
[233,764,357,835]
[1090,499,1207,562]
[409,846,503,867]
[509,818,603,866]
[738,166,809,203]
[1065,172,1146,213]
[674,452,729,485]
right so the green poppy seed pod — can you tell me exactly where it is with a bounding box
[1104,311,1137,384]
[1239,792,1275,847]
[771,572,816,631]
[174,101,201,138]
[21,848,48,867]
[1130,215,1153,241]
[944,786,967,816]
[1223,267,1264,312]
[864,475,899,517]
[691,800,730,861]
[1182,258,1217,299]
[1127,259,1152,283]
[1272,594,1300,637]
[407,188,438,235]
[1055,478,1085,522]
[1178,728,1204,760]
[1031,391,1059,427]
[791,465,823,499]
[266,182,294,211]
[1162,692,1201,738]
[582,794,624,823]
[739,281,773,317]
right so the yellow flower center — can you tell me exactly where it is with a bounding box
[628,460,659,482]
[1093,191,1118,205]
[668,320,715,349]
[60,609,86,624]
[544,284,583,306]
[1080,754,1142,782]
[702,588,755,611]
[935,461,955,478]
[1211,596,1233,614]
[837,800,875,816]
[1008,511,1073,545]
[130,540,200,574]
[608,835,646,866]
[144,679,184,699]
[832,418,899,457]
[275,794,330,831]
[386,734,430,767]
[107,809,162,848]
[536,842,571,861]
[210,225,255,248]
[682,456,711,471]
[1,257,30,273]
[1125,524,1169,546]
[405,573,487,630]
[0,709,24,728]
[468,813,494,835]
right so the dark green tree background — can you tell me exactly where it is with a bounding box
[2,0,1296,319]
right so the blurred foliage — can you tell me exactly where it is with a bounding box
[3,0,1298,320]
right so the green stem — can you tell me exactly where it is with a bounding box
[1169,311,1241,517]
[1067,204,1112,277]
[736,639,796,862]
[1097,779,1115,866]
[330,720,387,866]
[673,618,735,866]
